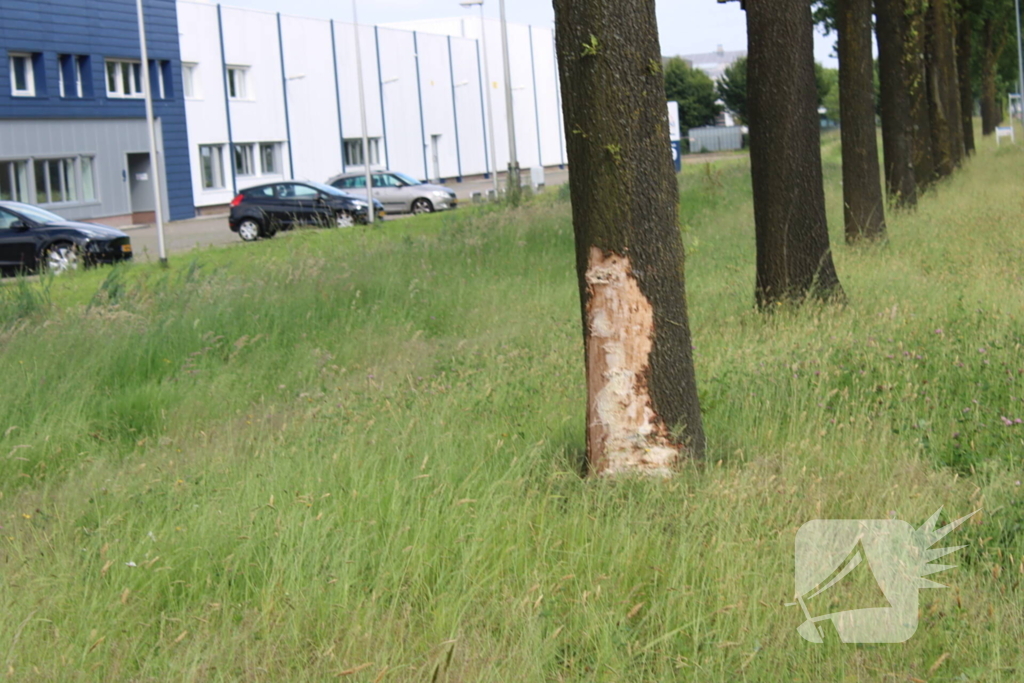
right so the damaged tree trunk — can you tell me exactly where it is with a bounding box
[746,0,844,305]
[552,0,705,475]
[875,0,918,208]
[837,0,887,241]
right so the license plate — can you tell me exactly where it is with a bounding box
[121,244,132,253]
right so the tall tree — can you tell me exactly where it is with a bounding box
[978,2,1012,135]
[956,2,976,155]
[746,0,843,305]
[925,0,965,177]
[552,0,705,474]
[875,0,918,208]
[663,56,722,130]
[717,56,748,124]
[907,0,936,186]
[836,0,886,241]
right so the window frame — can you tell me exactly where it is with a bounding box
[259,142,278,175]
[226,65,249,101]
[9,52,35,97]
[182,62,198,99]
[233,143,255,177]
[0,159,31,203]
[105,59,145,99]
[199,144,225,191]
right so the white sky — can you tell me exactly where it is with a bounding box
[212,0,839,68]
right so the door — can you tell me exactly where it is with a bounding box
[371,173,403,212]
[0,207,39,270]
[274,183,322,227]
[430,135,441,184]
[127,153,156,224]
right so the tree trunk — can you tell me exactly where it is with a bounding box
[552,0,705,475]
[875,0,918,208]
[980,19,1003,136]
[956,9,976,155]
[747,0,843,306]
[907,0,935,187]
[925,0,962,177]
[837,0,886,241]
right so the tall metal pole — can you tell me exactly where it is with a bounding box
[498,0,520,201]
[352,0,375,224]
[135,0,167,265]
[1016,0,1023,124]
[479,5,499,196]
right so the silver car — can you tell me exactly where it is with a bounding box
[326,171,458,215]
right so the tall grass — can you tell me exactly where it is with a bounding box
[0,138,1022,681]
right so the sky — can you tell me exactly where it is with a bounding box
[211,0,840,68]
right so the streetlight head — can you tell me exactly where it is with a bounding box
[459,0,483,6]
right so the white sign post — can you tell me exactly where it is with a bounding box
[667,101,682,172]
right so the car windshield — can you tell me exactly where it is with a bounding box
[6,203,65,224]
[392,172,422,186]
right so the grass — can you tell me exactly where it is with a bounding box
[1,134,1023,681]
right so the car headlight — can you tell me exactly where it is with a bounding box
[433,190,449,198]
[349,200,367,208]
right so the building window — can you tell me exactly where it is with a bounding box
[9,53,35,97]
[183,63,198,98]
[81,156,96,202]
[259,143,279,175]
[105,60,144,98]
[199,145,225,190]
[58,54,85,98]
[343,138,381,167]
[0,160,30,203]
[226,66,248,100]
[33,158,78,205]
[233,143,255,177]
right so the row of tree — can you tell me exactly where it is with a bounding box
[551,0,1019,476]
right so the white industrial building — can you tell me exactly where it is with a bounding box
[176,1,566,212]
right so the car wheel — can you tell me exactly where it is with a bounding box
[238,218,262,242]
[411,198,434,215]
[335,211,356,228]
[43,242,81,275]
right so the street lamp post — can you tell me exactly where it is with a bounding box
[459,0,499,199]
[135,0,167,265]
[497,0,521,203]
[352,0,375,224]
[1016,0,1023,124]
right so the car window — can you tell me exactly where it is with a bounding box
[4,203,62,224]
[392,172,422,186]
[275,184,318,199]
[0,208,21,230]
[246,186,274,198]
[345,176,366,189]
[337,178,355,188]
[374,174,402,188]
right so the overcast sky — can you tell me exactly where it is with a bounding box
[216,0,839,68]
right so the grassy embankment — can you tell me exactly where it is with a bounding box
[0,135,1023,681]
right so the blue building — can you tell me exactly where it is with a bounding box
[0,0,194,224]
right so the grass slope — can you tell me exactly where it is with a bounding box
[1,138,1023,681]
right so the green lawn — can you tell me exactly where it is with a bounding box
[1,135,1022,681]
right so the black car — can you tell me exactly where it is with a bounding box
[228,181,385,241]
[0,201,133,276]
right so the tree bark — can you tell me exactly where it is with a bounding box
[552,0,705,475]
[747,0,843,306]
[956,8,976,155]
[837,0,886,241]
[907,0,936,187]
[980,18,1004,136]
[875,0,918,208]
[925,0,963,177]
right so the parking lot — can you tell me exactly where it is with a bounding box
[125,169,570,261]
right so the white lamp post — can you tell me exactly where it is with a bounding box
[352,0,375,224]
[135,0,167,265]
[459,0,499,198]
[497,0,520,198]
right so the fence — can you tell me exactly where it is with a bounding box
[687,125,744,153]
